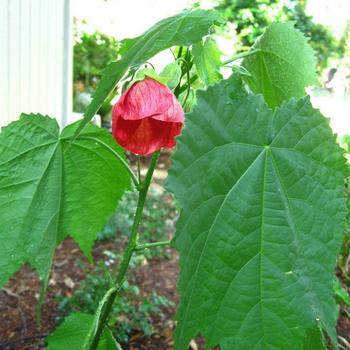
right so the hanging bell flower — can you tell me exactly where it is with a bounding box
[112,77,184,155]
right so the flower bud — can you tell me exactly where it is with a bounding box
[112,77,184,155]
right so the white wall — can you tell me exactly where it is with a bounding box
[0,0,72,128]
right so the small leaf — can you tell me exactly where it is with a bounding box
[242,22,318,108]
[95,328,121,350]
[192,37,222,86]
[46,313,119,350]
[131,63,182,90]
[160,63,182,89]
[130,68,169,87]
[0,114,130,290]
[74,9,223,139]
[167,80,347,349]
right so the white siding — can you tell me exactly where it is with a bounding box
[0,0,71,128]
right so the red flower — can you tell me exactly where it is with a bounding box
[112,77,184,155]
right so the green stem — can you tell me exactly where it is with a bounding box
[222,49,260,65]
[135,240,171,251]
[177,46,183,60]
[89,150,160,350]
[174,47,188,97]
[75,136,140,189]
[179,74,198,94]
[176,57,191,107]
[137,155,142,183]
[83,286,119,349]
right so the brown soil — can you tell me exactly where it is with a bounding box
[0,237,180,350]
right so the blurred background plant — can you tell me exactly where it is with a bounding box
[213,0,346,73]
[73,20,120,125]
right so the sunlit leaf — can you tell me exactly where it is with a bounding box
[160,63,182,89]
[242,22,318,108]
[192,36,222,86]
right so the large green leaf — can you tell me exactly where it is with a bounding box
[167,80,347,349]
[46,313,120,350]
[74,9,224,139]
[0,114,130,289]
[192,37,222,86]
[242,22,318,108]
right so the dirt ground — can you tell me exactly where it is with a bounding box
[1,236,350,350]
[0,237,180,350]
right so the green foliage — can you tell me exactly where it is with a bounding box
[192,37,223,86]
[98,189,177,260]
[74,31,119,88]
[334,278,350,310]
[2,7,349,348]
[214,0,342,71]
[74,9,223,140]
[73,31,119,119]
[242,22,318,108]
[160,63,182,90]
[0,114,130,290]
[285,1,344,71]
[132,63,182,90]
[167,79,348,349]
[214,0,285,48]
[57,258,174,345]
[46,312,120,350]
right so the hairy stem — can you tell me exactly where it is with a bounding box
[89,151,160,349]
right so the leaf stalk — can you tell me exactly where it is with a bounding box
[135,240,171,251]
[222,49,261,65]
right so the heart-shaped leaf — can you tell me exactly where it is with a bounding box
[0,114,130,290]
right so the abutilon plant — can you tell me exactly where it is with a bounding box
[0,9,347,350]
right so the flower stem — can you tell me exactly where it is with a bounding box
[88,150,160,350]
[135,240,171,251]
[137,155,142,183]
[222,49,260,65]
